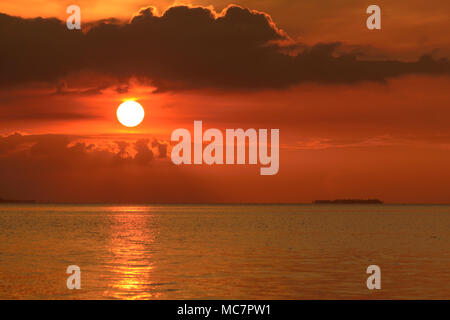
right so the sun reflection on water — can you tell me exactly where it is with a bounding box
[102,206,161,299]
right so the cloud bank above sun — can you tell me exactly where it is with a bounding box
[0,4,449,93]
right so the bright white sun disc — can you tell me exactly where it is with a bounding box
[117,101,145,127]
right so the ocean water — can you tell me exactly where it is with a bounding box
[0,204,449,299]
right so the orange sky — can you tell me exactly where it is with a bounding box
[0,1,449,203]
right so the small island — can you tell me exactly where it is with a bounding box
[313,199,383,204]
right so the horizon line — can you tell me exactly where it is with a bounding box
[2,201,450,206]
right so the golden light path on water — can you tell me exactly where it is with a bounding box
[103,206,160,300]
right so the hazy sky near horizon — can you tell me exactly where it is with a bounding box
[0,1,450,203]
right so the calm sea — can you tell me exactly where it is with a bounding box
[0,204,449,299]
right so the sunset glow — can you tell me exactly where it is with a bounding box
[0,1,449,204]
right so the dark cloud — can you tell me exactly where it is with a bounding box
[0,133,213,204]
[0,133,166,169]
[151,139,168,158]
[0,5,449,92]
[0,14,83,86]
[134,139,154,164]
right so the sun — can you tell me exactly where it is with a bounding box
[116,100,145,127]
